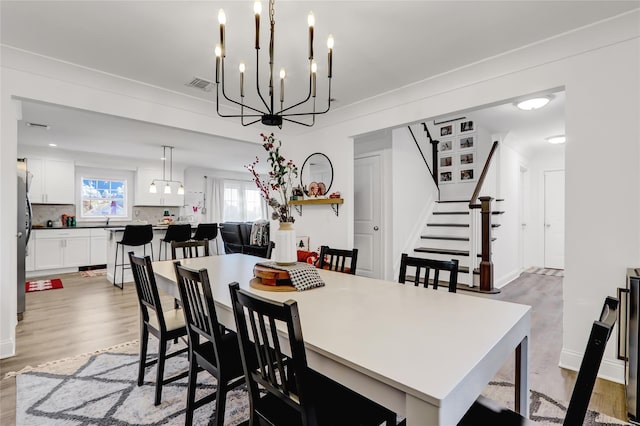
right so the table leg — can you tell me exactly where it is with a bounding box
[514,335,529,417]
[405,394,438,426]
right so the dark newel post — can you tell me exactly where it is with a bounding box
[479,196,494,292]
[430,139,439,187]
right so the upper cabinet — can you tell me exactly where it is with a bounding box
[28,158,75,204]
[134,168,184,206]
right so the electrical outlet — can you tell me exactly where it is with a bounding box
[134,209,140,217]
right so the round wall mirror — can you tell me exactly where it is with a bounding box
[300,153,333,196]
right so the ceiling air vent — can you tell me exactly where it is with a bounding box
[186,77,213,92]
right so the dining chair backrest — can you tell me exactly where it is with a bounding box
[193,223,218,241]
[121,224,154,246]
[229,282,317,423]
[398,253,459,292]
[163,224,192,243]
[563,296,619,425]
[318,246,359,275]
[171,239,210,259]
[173,262,224,362]
[128,252,165,330]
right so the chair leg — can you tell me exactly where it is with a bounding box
[185,353,198,425]
[155,338,167,406]
[113,243,119,288]
[138,321,149,386]
[214,384,228,426]
[120,244,125,289]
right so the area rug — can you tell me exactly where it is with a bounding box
[25,278,63,293]
[525,266,565,277]
[10,340,629,425]
[79,268,107,278]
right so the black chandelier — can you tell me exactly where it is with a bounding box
[215,0,334,127]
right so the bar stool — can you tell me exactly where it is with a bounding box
[158,224,192,260]
[113,224,153,289]
[192,223,219,254]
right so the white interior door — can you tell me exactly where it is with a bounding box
[544,170,565,269]
[354,154,382,278]
[519,166,528,271]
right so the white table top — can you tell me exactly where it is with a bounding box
[152,253,531,425]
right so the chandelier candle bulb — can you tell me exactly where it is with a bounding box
[215,45,221,83]
[279,68,285,103]
[311,60,317,97]
[308,12,314,60]
[239,62,246,97]
[218,9,226,56]
[254,1,261,49]
[327,34,334,78]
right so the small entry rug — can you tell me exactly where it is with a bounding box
[79,268,107,278]
[25,278,63,293]
[525,266,565,277]
[9,340,628,425]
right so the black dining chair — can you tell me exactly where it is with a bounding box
[398,253,459,292]
[173,263,247,426]
[229,282,398,426]
[158,224,192,260]
[192,223,219,254]
[128,252,189,406]
[318,245,359,275]
[171,239,210,259]
[458,296,619,426]
[113,224,153,289]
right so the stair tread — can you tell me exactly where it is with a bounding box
[426,223,501,228]
[435,200,470,203]
[414,247,484,257]
[458,266,480,274]
[421,235,497,241]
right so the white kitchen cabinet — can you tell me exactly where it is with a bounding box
[90,228,108,265]
[28,157,75,204]
[135,167,184,207]
[33,229,91,270]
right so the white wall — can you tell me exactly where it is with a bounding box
[1,11,638,386]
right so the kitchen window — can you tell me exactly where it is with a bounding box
[223,180,265,222]
[80,177,128,218]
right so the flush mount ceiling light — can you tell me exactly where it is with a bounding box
[48,143,57,147]
[214,0,334,127]
[515,97,550,111]
[546,135,566,144]
[149,146,185,195]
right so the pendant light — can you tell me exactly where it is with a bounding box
[149,146,185,195]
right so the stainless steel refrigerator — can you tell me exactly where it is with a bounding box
[17,158,32,320]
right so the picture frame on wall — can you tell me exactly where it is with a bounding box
[440,124,454,137]
[296,236,310,251]
[458,134,475,150]
[439,170,453,184]
[439,140,453,152]
[460,168,475,181]
[440,155,453,168]
[459,120,474,134]
[459,152,474,165]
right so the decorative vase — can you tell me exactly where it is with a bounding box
[274,221,297,265]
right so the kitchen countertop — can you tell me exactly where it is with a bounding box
[33,223,196,230]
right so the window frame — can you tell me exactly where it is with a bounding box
[222,179,265,222]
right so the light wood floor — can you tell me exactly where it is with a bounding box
[0,270,628,424]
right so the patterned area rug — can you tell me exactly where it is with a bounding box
[79,269,107,278]
[25,278,63,292]
[525,266,565,277]
[9,340,629,425]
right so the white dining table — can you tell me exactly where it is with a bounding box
[152,253,531,426]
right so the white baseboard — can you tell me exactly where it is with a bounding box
[559,348,625,384]
[0,337,16,359]
[495,269,521,289]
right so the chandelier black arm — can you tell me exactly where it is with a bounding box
[278,62,314,114]
[216,85,265,118]
[283,116,315,127]
[279,79,333,117]
[219,60,267,116]
[254,49,272,113]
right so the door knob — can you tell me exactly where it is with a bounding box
[17,232,23,238]
[373,226,379,231]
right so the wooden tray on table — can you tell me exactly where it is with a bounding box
[250,264,296,292]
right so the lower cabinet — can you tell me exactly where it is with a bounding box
[90,229,108,265]
[33,229,92,270]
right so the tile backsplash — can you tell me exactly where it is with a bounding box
[31,204,180,227]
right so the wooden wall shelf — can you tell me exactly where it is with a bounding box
[288,198,344,216]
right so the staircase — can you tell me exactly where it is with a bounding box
[412,199,504,291]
